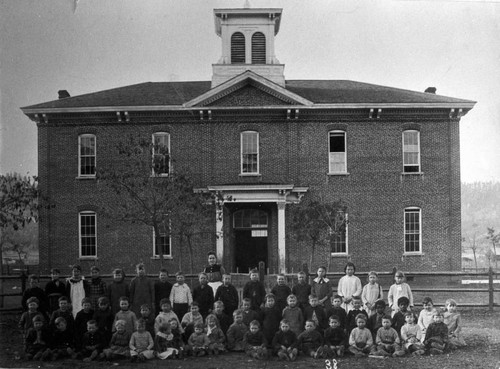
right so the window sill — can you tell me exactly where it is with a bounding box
[75,176,96,180]
[79,256,98,260]
[151,174,170,178]
[403,252,424,257]
[151,256,173,260]
[239,173,261,177]
[327,172,350,176]
[401,172,424,176]
[330,253,349,257]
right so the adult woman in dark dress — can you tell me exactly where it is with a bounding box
[204,251,226,297]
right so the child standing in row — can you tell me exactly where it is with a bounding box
[107,268,129,315]
[388,270,414,317]
[45,269,66,314]
[271,274,291,312]
[311,266,331,309]
[66,265,89,318]
[169,271,192,320]
[361,271,383,316]
[129,263,155,317]
[243,269,266,311]
[261,293,282,345]
[337,262,362,312]
[214,274,239,320]
[154,268,172,316]
[292,271,311,312]
[88,266,107,311]
[192,272,214,319]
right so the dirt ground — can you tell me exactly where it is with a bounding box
[1,309,499,369]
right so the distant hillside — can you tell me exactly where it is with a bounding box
[461,181,500,269]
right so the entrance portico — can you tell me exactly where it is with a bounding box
[207,184,308,273]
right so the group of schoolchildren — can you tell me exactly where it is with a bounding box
[18,259,466,363]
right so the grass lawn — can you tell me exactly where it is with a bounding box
[1,309,499,369]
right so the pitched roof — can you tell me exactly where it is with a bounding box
[21,79,475,111]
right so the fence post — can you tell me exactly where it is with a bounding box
[258,261,265,283]
[21,270,27,295]
[489,267,494,312]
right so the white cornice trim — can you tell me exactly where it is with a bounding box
[21,102,475,115]
[184,70,314,108]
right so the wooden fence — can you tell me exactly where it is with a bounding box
[1,264,498,312]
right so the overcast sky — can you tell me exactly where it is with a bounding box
[1,0,499,182]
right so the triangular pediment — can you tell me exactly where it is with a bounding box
[184,71,313,108]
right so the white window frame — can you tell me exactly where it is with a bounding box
[402,130,420,173]
[328,130,347,174]
[79,211,97,258]
[240,131,259,175]
[152,132,170,176]
[153,228,172,258]
[78,134,96,177]
[330,212,348,255]
[404,207,422,254]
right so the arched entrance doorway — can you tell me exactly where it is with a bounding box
[233,208,268,273]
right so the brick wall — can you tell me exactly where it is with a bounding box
[36,108,463,275]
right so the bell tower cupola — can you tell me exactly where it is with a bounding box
[211,7,285,87]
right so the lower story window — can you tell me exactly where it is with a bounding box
[79,211,96,257]
[404,207,421,253]
[154,229,171,257]
[330,213,348,254]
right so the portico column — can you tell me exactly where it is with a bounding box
[277,201,286,273]
[216,206,224,262]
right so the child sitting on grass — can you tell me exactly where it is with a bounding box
[323,315,346,357]
[443,298,466,349]
[423,309,448,355]
[25,315,52,361]
[129,318,155,362]
[187,322,210,357]
[348,314,373,357]
[206,314,226,355]
[79,319,105,362]
[243,320,268,360]
[51,317,76,360]
[100,319,131,361]
[418,296,436,339]
[154,321,177,359]
[373,315,405,357]
[226,309,248,352]
[272,319,298,361]
[297,320,324,359]
[401,311,425,355]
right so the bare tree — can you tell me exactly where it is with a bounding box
[486,227,500,270]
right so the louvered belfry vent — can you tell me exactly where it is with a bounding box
[251,32,266,64]
[231,32,246,64]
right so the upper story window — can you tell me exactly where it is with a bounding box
[241,131,259,174]
[152,132,170,176]
[251,32,266,64]
[78,134,96,177]
[153,228,171,258]
[231,32,245,64]
[403,130,420,173]
[330,213,348,255]
[329,131,347,173]
[404,207,421,253]
[79,211,97,258]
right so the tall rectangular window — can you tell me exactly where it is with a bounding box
[79,211,97,257]
[403,130,420,173]
[153,229,171,257]
[329,131,346,173]
[152,133,170,176]
[241,131,259,174]
[78,134,96,177]
[404,207,421,253]
[330,212,348,254]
